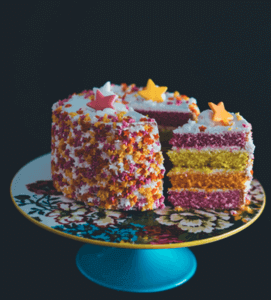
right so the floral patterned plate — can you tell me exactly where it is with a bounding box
[10,153,265,249]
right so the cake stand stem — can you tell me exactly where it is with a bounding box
[76,244,197,293]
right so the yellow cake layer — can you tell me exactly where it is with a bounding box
[167,149,249,170]
[167,167,250,190]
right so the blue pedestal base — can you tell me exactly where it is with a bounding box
[76,244,197,293]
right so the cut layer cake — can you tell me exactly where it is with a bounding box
[167,102,255,210]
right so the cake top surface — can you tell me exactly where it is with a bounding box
[52,80,200,124]
[108,80,199,114]
[173,108,252,134]
[52,88,156,125]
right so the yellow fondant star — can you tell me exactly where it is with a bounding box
[138,79,167,103]
[208,102,233,125]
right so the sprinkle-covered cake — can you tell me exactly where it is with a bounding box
[51,87,165,211]
[167,102,255,210]
[104,79,200,147]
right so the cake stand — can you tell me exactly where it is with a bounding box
[10,153,266,293]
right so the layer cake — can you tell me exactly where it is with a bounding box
[167,102,255,210]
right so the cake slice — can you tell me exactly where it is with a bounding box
[167,102,255,210]
[51,87,165,211]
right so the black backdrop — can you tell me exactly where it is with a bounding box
[4,1,270,299]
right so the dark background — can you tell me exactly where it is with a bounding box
[4,1,270,299]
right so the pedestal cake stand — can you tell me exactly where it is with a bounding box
[10,153,266,293]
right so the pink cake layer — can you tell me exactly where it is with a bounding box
[169,132,247,149]
[168,189,243,209]
[135,110,193,127]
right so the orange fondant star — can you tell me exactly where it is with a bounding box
[138,79,167,103]
[208,102,233,125]
[199,125,207,132]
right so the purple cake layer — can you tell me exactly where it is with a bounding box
[135,110,193,127]
[168,189,242,209]
[169,132,247,149]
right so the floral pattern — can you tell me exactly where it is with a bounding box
[13,179,265,245]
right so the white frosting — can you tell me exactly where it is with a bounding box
[52,92,149,124]
[174,109,252,134]
[169,168,251,174]
[111,84,199,113]
[168,166,253,182]
[172,146,248,152]
[93,81,116,97]
[52,81,199,126]
[172,144,255,155]
[169,187,249,193]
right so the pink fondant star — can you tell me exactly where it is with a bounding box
[87,90,117,110]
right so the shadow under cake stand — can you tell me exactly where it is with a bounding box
[10,153,266,293]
